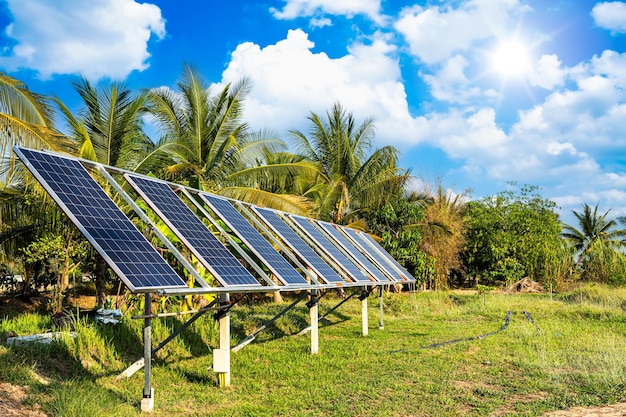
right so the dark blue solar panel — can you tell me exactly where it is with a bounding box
[288,215,370,283]
[124,175,260,287]
[316,221,391,282]
[251,207,345,284]
[199,194,307,286]
[14,147,186,292]
[344,228,415,282]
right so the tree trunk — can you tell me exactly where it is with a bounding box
[94,255,108,307]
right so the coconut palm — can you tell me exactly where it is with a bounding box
[562,202,626,265]
[0,73,74,186]
[290,102,409,223]
[146,64,316,213]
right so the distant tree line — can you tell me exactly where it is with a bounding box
[1,68,625,311]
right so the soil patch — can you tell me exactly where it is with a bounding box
[543,402,626,416]
[0,383,48,417]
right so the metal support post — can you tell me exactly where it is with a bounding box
[216,293,231,387]
[309,290,319,354]
[141,293,154,413]
[379,286,385,330]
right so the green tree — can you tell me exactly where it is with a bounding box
[290,102,409,223]
[462,184,567,287]
[0,74,73,186]
[365,196,432,284]
[562,203,626,283]
[0,74,74,297]
[562,203,626,265]
[147,64,313,213]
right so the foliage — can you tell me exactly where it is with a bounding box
[365,196,433,284]
[580,239,626,285]
[562,203,626,284]
[462,183,568,287]
[290,102,409,222]
[407,183,468,289]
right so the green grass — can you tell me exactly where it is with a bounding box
[1,285,626,416]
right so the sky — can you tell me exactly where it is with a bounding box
[1,0,626,226]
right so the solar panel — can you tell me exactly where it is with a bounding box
[251,207,345,284]
[315,221,392,282]
[124,174,260,287]
[287,215,371,283]
[344,228,415,282]
[198,194,308,286]
[14,147,187,292]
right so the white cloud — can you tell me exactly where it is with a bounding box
[270,0,383,23]
[0,0,165,80]
[528,54,567,90]
[310,17,332,28]
[394,0,531,65]
[216,29,423,147]
[592,1,626,33]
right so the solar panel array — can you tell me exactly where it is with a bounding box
[287,215,371,283]
[14,148,187,292]
[315,221,392,282]
[124,174,260,287]
[16,147,415,294]
[343,228,415,282]
[251,207,346,284]
[199,193,308,286]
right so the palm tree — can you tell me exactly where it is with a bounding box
[146,64,315,213]
[55,77,153,306]
[1,74,74,173]
[0,74,74,296]
[562,202,626,266]
[290,102,409,223]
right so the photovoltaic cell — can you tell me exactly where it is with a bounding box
[251,207,345,284]
[14,147,187,292]
[198,194,308,286]
[124,174,260,287]
[288,215,370,283]
[315,221,392,282]
[344,228,415,282]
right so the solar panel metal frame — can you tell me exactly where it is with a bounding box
[197,193,309,287]
[250,206,347,285]
[314,220,393,282]
[232,201,322,285]
[124,174,263,288]
[285,214,372,283]
[13,147,187,293]
[343,228,415,282]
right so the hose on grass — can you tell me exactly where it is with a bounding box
[386,310,540,353]
[422,310,512,349]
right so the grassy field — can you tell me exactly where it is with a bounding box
[1,285,626,416]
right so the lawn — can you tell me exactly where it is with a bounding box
[1,285,626,416]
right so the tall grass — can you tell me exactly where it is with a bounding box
[0,284,625,416]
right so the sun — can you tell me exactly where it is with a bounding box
[490,39,531,78]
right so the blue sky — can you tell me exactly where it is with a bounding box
[1,0,626,225]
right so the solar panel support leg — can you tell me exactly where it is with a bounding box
[141,293,154,413]
[217,293,231,387]
[361,290,369,336]
[379,286,385,330]
[309,290,319,354]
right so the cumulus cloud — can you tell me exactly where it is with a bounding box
[592,1,626,33]
[528,54,567,90]
[0,0,165,80]
[270,0,383,23]
[216,29,422,147]
[394,0,531,65]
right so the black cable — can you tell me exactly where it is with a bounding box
[523,310,541,332]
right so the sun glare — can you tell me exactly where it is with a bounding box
[491,39,531,78]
